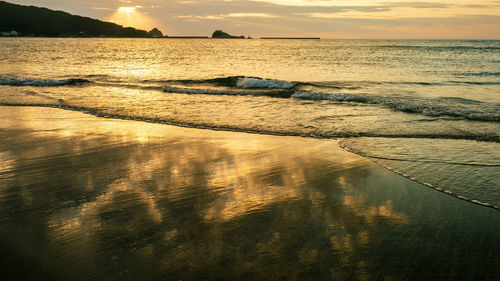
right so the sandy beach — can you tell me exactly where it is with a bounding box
[1,106,499,280]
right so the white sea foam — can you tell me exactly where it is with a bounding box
[236,77,296,89]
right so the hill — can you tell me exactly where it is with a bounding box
[211,30,244,39]
[0,1,150,37]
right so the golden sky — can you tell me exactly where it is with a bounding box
[10,1,500,38]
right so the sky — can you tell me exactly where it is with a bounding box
[9,0,500,38]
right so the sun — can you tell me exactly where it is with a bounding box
[118,7,136,13]
[109,6,158,30]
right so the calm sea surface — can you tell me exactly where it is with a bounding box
[1,38,498,208]
[0,38,500,280]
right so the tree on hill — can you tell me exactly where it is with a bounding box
[0,0,150,37]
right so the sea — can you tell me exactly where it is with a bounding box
[0,38,499,210]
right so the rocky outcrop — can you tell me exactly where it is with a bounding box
[211,30,244,39]
[148,28,164,38]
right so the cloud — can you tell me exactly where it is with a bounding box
[461,4,490,8]
[7,0,500,38]
[226,13,278,18]
[379,2,451,9]
[173,15,224,20]
[173,12,278,21]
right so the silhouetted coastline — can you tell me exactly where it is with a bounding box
[0,1,150,37]
[0,1,318,40]
[211,30,245,39]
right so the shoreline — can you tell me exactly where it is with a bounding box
[1,105,499,280]
[1,104,498,211]
[1,103,497,142]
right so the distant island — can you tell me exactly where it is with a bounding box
[0,0,154,37]
[211,30,245,39]
[147,28,164,38]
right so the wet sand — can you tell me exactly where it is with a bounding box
[0,106,499,281]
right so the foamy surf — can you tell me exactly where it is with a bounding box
[235,77,297,89]
[2,74,499,123]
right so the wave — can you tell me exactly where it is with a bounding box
[3,74,499,122]
[453,71,500,77]
[291,91,500,122]
[161,85,294,98]
[343,146,500,210]
[373,45,500,51]
[337,152,500,167]
[338,139,500,210]
[163,80,500,122]
[447,81,500,86]
[235,77,297,89]
[160,75,500,92]
[156,76,299,90]
[158,77,500,123]
[376,81,500,86]
[309,80,500,88]
[0,75,91,87]
[1,103,499,143]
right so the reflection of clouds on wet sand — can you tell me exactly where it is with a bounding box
[1,107,499,281]
[204,152,303,221]
[0,151,16,189]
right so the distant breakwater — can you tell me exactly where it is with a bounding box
[261,37,320,39]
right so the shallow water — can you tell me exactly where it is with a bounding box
[1,107,499,281]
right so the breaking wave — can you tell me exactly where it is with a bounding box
[235,77,297,89]
[291,91,500,122]
[156,76,299,89]
[161,85,293,98]
[2,74,499,122]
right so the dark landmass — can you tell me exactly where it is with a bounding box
[0,1,152,37]
[147,28,163,38]
[261,37,321,39]
[212,30,245,39]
